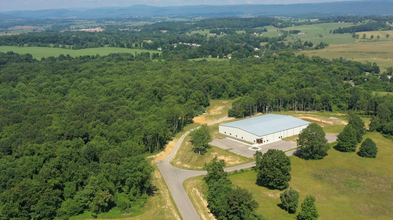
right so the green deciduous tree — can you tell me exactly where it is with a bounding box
[280,187,300,214]
[190,125,211,154]
[297,195,319,220]
[297,123,329,160]
[348,112,366,143]
[204,157,227,184]
[358,138,378,158]
[255,150,291,190]
[336,125,358,152]
[227,187,260,220]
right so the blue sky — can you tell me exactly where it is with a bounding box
[0,0,363,12]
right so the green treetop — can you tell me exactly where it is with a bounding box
[255,149,291,190]
[297,123,329,160]
[348,112,366,143]
[297,195,319,220]
[358,138,378,158]
[280,187,300,214]
[190,124,212,154]
[336,124,358,152]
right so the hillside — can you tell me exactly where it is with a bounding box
[3,1,393,19]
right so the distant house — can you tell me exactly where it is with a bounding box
[254,55,260,58]
[157,48,162,51]
[254,48,260,51]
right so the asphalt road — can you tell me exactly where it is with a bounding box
[156,127,300,220]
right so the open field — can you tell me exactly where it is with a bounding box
[0,46,160,59]
[356,30,393,41]
[372,91,393,96]
[187,29,210,35]
[229,132,393,220]
[189,58,229,62]
[262,23,355,45]
[299,41,393,72]
[185,132,393,220]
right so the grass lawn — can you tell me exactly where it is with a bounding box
[171,135,253,170]
[185,132,393,220]
[229,132,393,220]
[0,46,160,59]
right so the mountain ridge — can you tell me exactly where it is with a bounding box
[2,1,393,19]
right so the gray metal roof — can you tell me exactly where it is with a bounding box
[220,114,311,137]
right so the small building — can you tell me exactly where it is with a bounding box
[219,114,310,144]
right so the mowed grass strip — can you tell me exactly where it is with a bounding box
[0,46,160,59]
[170,135,253,170]
[227,132,393,220]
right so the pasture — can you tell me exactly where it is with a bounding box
[299,41,393,72]
[262,23,355,45]
[356,30,393,41]
[0,46,160,59]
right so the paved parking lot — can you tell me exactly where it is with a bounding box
[209,138,297,158]
[209,133,338,158]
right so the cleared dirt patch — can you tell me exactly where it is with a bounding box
[193,100,235,124]
[150,138,178,162]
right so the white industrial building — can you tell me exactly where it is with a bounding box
[219,114,311,144]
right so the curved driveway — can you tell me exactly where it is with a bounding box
[156,127,261,220]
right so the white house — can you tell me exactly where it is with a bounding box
[219,114,310,144]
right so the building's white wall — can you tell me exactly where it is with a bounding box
[219,124,310,144]
[219,126,258,143]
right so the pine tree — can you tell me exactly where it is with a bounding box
[336,125,357,152]
[297,195,319,220]
[297,123,329,160]
[348,112,366,143]
[358,138,378,158]
[280,187,300,213]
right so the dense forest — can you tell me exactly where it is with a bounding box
[0,47,392,219]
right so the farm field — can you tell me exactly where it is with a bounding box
[185,129,393,220]
[262,23,355,45]
[356,30,393,41]
[299,41,393,71]
[0,46,160,59]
